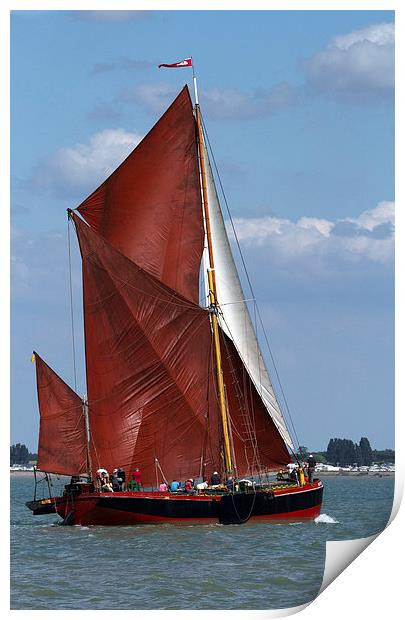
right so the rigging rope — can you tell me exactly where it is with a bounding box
[201,113,302,454]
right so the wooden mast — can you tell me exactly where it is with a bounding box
[83,396,93,480]
[193,74,234,476]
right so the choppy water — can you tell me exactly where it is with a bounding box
[11,474,394,610]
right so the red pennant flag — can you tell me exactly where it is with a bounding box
[158,57,192,69]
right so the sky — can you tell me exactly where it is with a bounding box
[10,9,395,453]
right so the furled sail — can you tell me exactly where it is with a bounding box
[77,86,203,305]
[72,213,222,486]
[34,352,88,475]
[202,142,294,450]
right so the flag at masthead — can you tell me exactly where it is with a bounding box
[158,57,192,68]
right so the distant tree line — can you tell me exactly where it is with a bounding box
[298,438,394,467]
[11,439,394,468]
[10,443,37,466]
[372,448,395,463]
[326,437,373,466]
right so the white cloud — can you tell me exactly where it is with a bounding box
[124,82,297,119]
[229,201,394,265]
[71,11,151,23]
[296,217,334,237]
[332,22,394,50]
[123,83,179,115]
[304,22,394,99]
[203,83,297,119]
[26,128,143,200]
[347,201,394,231]
[201,88,251,119]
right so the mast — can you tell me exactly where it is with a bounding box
[83,396,92,480]
[194,72,234,476]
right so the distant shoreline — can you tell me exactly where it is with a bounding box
[317,471,394,477]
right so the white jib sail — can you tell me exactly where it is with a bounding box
[202,142,294,450]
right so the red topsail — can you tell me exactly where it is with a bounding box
[77,86,202,305]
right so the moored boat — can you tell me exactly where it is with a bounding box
[26,59,323,526]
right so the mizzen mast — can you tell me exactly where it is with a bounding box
[82,396,93,480]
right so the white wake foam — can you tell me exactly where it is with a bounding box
[315,513,339,524]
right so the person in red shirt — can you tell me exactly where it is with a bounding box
[129,468,142,491]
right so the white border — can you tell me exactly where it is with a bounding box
[4,2,402,618]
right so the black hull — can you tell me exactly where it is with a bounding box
[36,481,324,525]
[25,499,58,515]
[219,485,324,524]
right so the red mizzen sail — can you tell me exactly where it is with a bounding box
[219,331,291,473]
[34,352,88,476]
[72,213,222,485]
[77,86,203,305]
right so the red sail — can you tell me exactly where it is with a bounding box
[73,213,222,485]
[77,86,203,304]
[34,352,88,475]
[219,332,291,473]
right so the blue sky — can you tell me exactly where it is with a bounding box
[10,9,394,453]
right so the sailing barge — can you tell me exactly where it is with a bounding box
[27,75,323,526]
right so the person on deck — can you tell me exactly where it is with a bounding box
[225,476,234,492]
[159,481,168,492]
[287,463,299,483]
[170,479,180,492]
[129,468,142,491]
[96,468,109,489]
[196,479,208,492]
[133,468,142,490]
[298,464,306,486]
[210,471,221,486]
[101,481,113,492]
[307,454,316,483]
[111,469,121,491]
[185,479,194,492]
[117,468,126,491]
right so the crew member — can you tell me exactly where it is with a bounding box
[117,467,126,491]
[111,469,121,491]
[131,468,142,491]
[170,479,180,492]
[196,479,208,492]
[225,476,234,492]
[210,471,221,486]
[307,454,316,483]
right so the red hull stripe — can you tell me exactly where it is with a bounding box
[249,504,322,521]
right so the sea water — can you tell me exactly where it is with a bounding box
[10,474,394,610]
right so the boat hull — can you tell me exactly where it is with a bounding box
[48,481,323,526]
[25,498,60,515]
